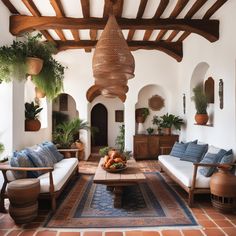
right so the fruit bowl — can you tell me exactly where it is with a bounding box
[101,164,127,173]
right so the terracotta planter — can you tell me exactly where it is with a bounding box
[75,141,84,151]
[195,114,209,125]
[210,165,236,213]
[26,57,43,75]
[25,119,41,131]
[163,127,171,136]
[35,87,46,98]
[136,116,145,124]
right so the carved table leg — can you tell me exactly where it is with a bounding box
[113,186,123,208]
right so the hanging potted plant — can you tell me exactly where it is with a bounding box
[192,84,209,125]
[25,102,43,131]
[135,107,150,123]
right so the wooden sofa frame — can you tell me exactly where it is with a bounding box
[0,163,78,213]
[159,161,235,207]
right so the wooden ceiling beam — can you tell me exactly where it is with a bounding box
[10,16,219,42]
[178,0,228,42]
[56,40,183,62]
[144,0,169,41]
[156,0,189,41]
[127,0,148,41]
[166,0,207,42]
[2,0,19,14]
[21,0,54,42]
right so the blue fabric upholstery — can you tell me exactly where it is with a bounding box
[181,143,208,163]
[199,149,227,177]
[10,150,37,178]
[220,149,233,164]
[40,141,64,162]
[170,142,189,158]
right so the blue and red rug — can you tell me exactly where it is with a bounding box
[45,173,198,228]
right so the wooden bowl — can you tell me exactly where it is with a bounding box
[101,164,127,173]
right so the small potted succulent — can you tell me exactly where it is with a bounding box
[25,102,43,131]
[146,127,154,135]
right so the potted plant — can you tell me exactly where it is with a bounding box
[135,107,150,123]
[160,113,184,135]
[192,84,209,125]
[25,102,43,131]
[115,124,125,152]
[152,115,162,134]
[146,127,154,135]
[0,143,4,154]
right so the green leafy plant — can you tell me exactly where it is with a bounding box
[146,127,154,135]
[192,84,208,114]
[99,146,111,156]
[53,118,91,148]
[140,108,150,119]
[25,102,43,120]
[115,124,125,152]
[160,113,184,130]
[0,143,4,154]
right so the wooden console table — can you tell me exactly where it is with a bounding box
[133,134,179,160]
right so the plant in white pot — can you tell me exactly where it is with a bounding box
[192,84,209,125]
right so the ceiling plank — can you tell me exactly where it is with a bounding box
[2,0,19,14]
[127,0,148,41]
[156,0,189,41]
[56,40,183,62]
[144,0,170,41]
[80,0,90,18]
[10,16,219,42]
[178,0,228,42]
[166,0,207,42]
[71,30,80,41]
[49,0,66,41]
[21,0,54,42]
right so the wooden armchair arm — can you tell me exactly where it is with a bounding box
[0,165,54,172]
[193,163,235,168]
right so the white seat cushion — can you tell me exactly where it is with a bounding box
[38,158,78,193]
[158,155,210,188]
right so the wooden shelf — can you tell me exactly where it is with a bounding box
[194,123,213,127]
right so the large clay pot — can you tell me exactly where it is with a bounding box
[75,141,84,151]
[195,114,209,125]
[210,165,236,213]
[26,57,43,75]
[25,119,41,131]
[35,87,46,98]
[163,127,171,136]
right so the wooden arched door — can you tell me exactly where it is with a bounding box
[91,103,108,147]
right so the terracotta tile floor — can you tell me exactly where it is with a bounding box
[0,160,235,236]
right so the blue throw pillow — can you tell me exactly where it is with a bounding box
[40,141,64,162]
[199,149,227,177]
[10,150,37,178]
[170,142,189,158]
[220,149,233,164]
[181,143,208,163]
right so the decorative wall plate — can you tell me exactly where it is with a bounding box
[148,95,165,111]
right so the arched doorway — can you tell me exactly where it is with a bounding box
[91,103,108,147]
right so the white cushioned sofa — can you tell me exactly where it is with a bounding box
[0,142,79,212]
[158,142,234,207]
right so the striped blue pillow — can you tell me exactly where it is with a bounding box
[170,142,188,158]
[181,143,208,163]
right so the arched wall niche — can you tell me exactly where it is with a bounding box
[89,95,124,148]
[135,84,168,134]
[190,62,214,126]
[52,93,78,131]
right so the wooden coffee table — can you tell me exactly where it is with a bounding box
[93,158,146,208]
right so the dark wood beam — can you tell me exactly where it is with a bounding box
[156,0,189,41]
[10,16,219,42]
[144,0,169,41]
[56,40,183,62]
[71,30,80,41]
[178,0,228,42]
[1,0,19,14]
[166,0,207,42]
[127,0,148,41]
[21,0,54,42]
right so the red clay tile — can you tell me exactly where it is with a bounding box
[203,228,225,236]
[125,231,143,236]
[6,230,22,236]
[59,233,80,236]
[18,231,36,236]
[198,220,217,228]
[194,213,209,220]
[161,230,182,236]
[105,232,123,236]
[207,213,226,220]
[214,219,234,227]
[224,214,236,221]
[192,208,204,214]
[23,223,41,229]
[142,232,160,236]
[35,230,57,236]
[182,229,204,236]
[222,227,236,236]
[0,230,7,236]
[83,232,103,236]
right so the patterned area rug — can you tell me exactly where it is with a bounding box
[45,173,198,228]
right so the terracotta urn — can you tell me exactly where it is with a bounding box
[75,141,84,151]
[195,114,209,125]
[25,119,41,131]
[26,57,43,75]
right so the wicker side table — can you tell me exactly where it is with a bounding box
[7,178,40,224]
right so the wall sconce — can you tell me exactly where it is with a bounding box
[219,79,223,109]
